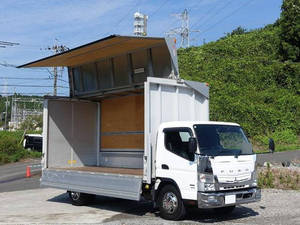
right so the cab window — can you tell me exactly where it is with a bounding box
[164,128,194,161]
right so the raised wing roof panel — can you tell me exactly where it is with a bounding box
[18,35,165,68]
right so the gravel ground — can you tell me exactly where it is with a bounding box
[0,188,299,224]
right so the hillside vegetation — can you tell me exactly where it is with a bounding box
[178,24,300,151]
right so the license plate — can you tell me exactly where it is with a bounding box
[225,195,236,204]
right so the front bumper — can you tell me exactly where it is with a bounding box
[198,187,261,209]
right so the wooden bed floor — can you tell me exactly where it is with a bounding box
[53,166,143,176]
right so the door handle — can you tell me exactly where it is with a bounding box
[162,164,169,170]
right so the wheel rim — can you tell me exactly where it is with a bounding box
[162,192,178,214]
[70,192,80,201]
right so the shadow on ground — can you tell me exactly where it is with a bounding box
[48,193,259,223]
[185,206,258,223]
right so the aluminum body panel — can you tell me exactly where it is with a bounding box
[99,151,143,168]
[184,80,209,99]
[41,168,142,201]
[18,35,165,68]
[42,99,49,169]
[47,99,98,168]
[144,77,209,184]
[165,37,179,77]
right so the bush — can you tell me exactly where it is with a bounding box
[0,135,23,155]
[178,23,300,147]
[279,0,300,62]
[0,131,41,165]
[254,129,297,145]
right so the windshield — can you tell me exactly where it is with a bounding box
[193,124,253,156]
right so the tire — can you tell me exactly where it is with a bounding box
[68,191,95,206]
[157,185,186,220]
[213,205,236,214]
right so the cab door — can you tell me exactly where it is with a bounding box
[155,127,198,200]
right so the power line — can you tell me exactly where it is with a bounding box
[0,84,69,88]
[201,0,254,35]
[191,0,234,30]
[101,0,140,37]
[0,77,57,81]
[163,0,206,35]
[0,76,68,83]
[1,92,67,96]
[0,40,19,48]
[0,63,53,73]
[0,62,50,72]
[0,62,18,68]
[149,0,169,17]
[190,1,222,30]
[166,9,199,48]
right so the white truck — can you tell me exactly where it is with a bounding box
[19,35,261,220]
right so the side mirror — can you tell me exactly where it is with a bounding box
[188,137,197,154]
[269,138,275,153]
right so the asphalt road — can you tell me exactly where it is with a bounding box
[0,173,41,192]
[256,150,300,165]
[0,159,41,192]
[0,188,299,224]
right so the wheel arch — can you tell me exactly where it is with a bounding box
[155,178,182,201]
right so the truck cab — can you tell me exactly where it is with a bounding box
[153,121,260,220]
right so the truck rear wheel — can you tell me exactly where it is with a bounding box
[157,185,186,220]
[68,191,95,206]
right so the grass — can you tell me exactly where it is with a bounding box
[0,150,41,165]
[251,132,300,153]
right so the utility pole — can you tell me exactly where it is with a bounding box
[4,96,8,130]
[46,42,69,96]
[166,9,199,48]
[53,65,58,96]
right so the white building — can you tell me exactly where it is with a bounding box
[134,12,148,36]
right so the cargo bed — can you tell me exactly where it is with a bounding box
[52,166,143,176]
[41,167,143,200]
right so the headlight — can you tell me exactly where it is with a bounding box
[251,170,257,187]
[204,183,215,191]
[199,173,215,191]
[199,173,215,183]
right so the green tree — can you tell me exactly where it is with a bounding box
[230,26,247,36]
[279,0,300,62]
[19,115,43,131]
[219,26,247,40]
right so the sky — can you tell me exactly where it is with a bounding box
[0,0,283,96]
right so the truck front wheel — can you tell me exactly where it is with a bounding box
[157,185,186,220]
[68,191,94,206]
